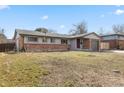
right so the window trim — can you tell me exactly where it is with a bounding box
[50,38,55,43]
[27,36,38,42]
[61,39,68,44]
[42,37,47,42]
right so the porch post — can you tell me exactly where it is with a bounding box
[89,39,92,51]
[16,38,19,52]
[99,39,101,52]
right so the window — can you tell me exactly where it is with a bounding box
[61,39,68,44]
[28,37,38,42]
[42,37,47,42]
[50,38,55,43]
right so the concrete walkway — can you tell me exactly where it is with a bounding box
[111,50,124,53]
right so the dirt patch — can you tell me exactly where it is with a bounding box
[1,51,124,86]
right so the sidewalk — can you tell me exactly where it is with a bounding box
[111,50,124,53]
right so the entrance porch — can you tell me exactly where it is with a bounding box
[76,38,100,51]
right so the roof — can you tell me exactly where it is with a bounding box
[14,29,100,39]
[0,33,8,43]
[14,29,70,38]
[7,39,15,43]
[101,33,124,37]
[0,33,15,43]
[70,32,100,38]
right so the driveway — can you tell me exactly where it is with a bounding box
[111,50,124,53]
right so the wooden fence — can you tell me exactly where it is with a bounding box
[0,43,15,52]
[100,42,110,50]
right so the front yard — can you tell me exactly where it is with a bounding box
[0,51,124,87]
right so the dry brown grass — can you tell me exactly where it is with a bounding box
[0,51,124,87]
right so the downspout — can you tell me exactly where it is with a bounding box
[16,37,19,52]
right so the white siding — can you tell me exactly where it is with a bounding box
[55,38,61,44]
[70,39,84,50]
[70,39,76,50]
[119,36,124,40]
[102,35,118,40]
[102,35,124,40]
[24,36,61,44]
[67,39,71,45]
[84,34,100,39]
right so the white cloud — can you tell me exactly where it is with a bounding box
[0,5,10,10]
[114,9,124,15]
[60,25,65,29]
[100,14,105,18]
[41,15,48,20]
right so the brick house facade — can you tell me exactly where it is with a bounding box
[24,44,68,52]
[83,38,90,49]
[101,34,124,50]
[13,29,101,52]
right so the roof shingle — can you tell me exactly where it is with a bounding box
[15,29,100,39]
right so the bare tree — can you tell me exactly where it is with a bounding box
[0,28,4,33]
[69,21,88,35]
[35,27,58,34]
[112,24,124,34]
[48,29,57,34]
[97,27,105,35]
[35,27,48,33]
[0,28,7,43]
[1,29,4,33]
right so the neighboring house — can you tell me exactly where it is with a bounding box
[7,39,15,43]
[0,33,15,52]
[101,33,124,49]
[13,29,101,52]
[0,32,8,43]
[0,33,15,44]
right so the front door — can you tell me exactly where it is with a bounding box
[77,39,80,48]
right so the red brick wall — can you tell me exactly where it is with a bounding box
[19,35,24,50]
[102,40,124,49]
[83,38,90,49]
[24,44,69,52]
[102,40,119,49]
[118,40,124,49]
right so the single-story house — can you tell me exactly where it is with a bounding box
[101,33,124,50]
[13,29,101,52]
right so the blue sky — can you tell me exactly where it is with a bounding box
[0,5,124,39]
